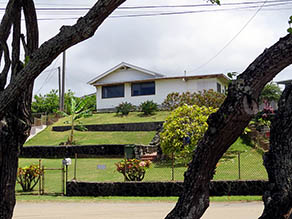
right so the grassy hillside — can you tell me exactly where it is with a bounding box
[20,111,268,195]
[53,111,169,126]
[25,111,168,146]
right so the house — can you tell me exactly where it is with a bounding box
[88,62,229,111]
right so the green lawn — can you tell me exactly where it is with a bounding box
[15,195,262,202]
[21,111,267,196]
[18,138,267,194]
[25,111,168,146]
[25,129,155,146]
[53,111,169,126]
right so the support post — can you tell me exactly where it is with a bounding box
[38,159,41,195]
[238,152,241,180]
[73,153,77,180]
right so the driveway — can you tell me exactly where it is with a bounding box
[13,201,264,219]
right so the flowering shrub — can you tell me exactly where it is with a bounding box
[254,100,275,129]
[115,159,151,181]
[160,104,217,164]
[17,165,43,192]
[162,89,226,111]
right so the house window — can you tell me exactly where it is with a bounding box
[131,81,155,96]
[102,84,124,98]
[217,83,222,93]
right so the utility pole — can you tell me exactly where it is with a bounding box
[61,51,66,111]
[58,66,62,111]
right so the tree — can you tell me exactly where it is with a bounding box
[160,105,216,165]
[32,90,96,115]
[165,33,292,218]
[31,89,59,114]
[259,84,292,219]
[259,82,282,104]
[0,1,125,218]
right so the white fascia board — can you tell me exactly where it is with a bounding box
[87,62,165,85]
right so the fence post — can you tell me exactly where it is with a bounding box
[62,165,65,195]
[65,165,68,194]
[73,153,77,180]
[171,153,174,181]
[41,166,45,195]
[39,159,42,195]
[238,152,241,180]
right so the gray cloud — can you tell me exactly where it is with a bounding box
[24,0,292,96]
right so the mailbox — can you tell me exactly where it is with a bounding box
[62,158,72,166]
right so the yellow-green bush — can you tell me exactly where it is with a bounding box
[160,104,217,164]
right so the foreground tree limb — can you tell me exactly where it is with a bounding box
[0,1,125,218]
[259,84,292,219]
[0,1,38,218]
[166,33,292,219]
[0,0,126,119]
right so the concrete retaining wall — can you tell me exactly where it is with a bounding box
[20,144,157,158]
[52,121,164,132]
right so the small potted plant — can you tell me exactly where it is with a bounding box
[115,159,151,181]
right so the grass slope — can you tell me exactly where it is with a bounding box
[25,111,168,146]
[53,111,169,126]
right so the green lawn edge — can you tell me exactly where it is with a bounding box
[16,195,262,202]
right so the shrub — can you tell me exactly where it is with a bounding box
[162,89,226,111]
[160,104,217,164]
[115,159,151,181]
[116,102,135,116]
[140,100,158,115]
[17,165,43,192]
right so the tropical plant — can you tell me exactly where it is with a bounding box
[17,165,43,192]
[116,102,135,116]
[139,100,158,115]
[160,104,217,164]
[60,97,93,145]
[259,82,282,104]
[115,159,151,181]
[31,89,59,114]
[31,89,96,115]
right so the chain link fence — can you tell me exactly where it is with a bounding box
[68,150,267,182]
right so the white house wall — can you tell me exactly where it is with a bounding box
[98,68,156,84]
[95,78,223,110]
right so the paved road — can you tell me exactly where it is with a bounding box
[13,201,264,219]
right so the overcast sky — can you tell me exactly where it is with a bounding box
[1,0,291,97]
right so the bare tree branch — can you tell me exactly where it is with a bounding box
[22,0,38,56]
[0,41,11,91]
[20,0,39,122]
[0,0,16,65]
[166,33,292,219]
[0,0,126,119]
[0,0,17,87]
[10,0,21,81]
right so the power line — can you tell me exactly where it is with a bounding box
[190,0,269,73]
[31,2,292,21]
[35,57,60,94]
[5,0,292,11]
[110,2,291,18]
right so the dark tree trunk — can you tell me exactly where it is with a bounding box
[0,1,38,218]
[166,34,292,219]
[259,84,292,219]
[0,1,125,218]
[0,110,31,218]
